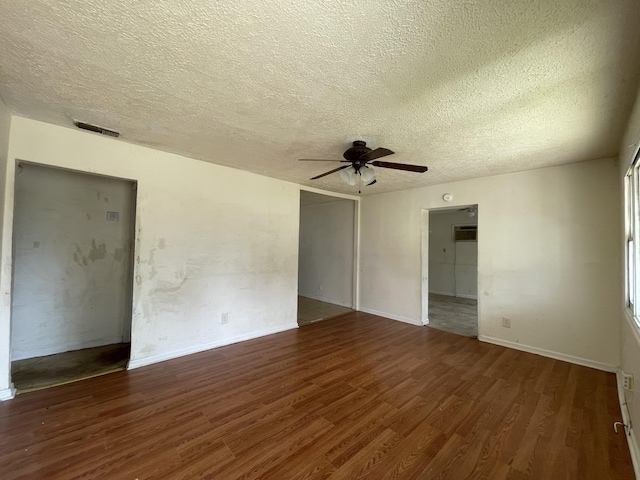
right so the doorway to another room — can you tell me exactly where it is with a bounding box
[297,191,356,326]
[10,162,136,393]
[426,207,478,337]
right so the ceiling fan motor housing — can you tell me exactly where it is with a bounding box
[343,140,372,163]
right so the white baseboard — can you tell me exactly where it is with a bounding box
[429,291,478,300]
[0,383,16,401]
[429,290,455,297]
[11,336,125,361]
[456,293,478,300]
[128,323,299,370]
[478,335,617,372]
[358,307,423,326]
[617,371,640,478]
[298,293,353,308]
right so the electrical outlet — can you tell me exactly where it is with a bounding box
[220,313,229,325]
[623,372,634,391]
[502,317,511,328]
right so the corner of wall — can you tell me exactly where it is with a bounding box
[616,370,640,477]
[0,97,11,395]
[0,383,16,401]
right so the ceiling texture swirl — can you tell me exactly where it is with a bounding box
[1,0,640,194]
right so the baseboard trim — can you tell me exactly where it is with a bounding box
[429,290,455,297]
[478,335,617,372]
[128,323,299,370]
[617,371,640,478]
[455,293,478,300]
[0,383,16,401]
[298,293,353,308]
[429,291,478,300]
[358,307,423,326]
[11,336,124,361]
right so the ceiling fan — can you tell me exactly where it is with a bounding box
[299,140,428,192]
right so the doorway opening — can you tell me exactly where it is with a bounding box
[423,206,478,337]
[297,191,356,326]
[10,162,137,393]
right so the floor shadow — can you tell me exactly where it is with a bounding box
[297,296,353,326]
[11,343,130,393]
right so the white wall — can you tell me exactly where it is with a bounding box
[0,117,300,396]
[11,163,134,360]
[361,158,621,370]
[619,88,640,470]
[298,198,354,307]
[428,210,478,298]
[0,98,11,399]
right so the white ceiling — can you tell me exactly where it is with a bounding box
[1,1,640,195]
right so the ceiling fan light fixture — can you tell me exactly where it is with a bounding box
[360,166,375,183]
[340,166,356,185]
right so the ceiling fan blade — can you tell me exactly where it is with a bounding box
[367,179,377,186]
[310,164,350,180]
[360,147,394,162]
[299,159,345,162]
[370,160,428,173]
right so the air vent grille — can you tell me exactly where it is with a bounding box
[73,121,120,138]
[453,225,477,242]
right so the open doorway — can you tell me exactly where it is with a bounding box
[10,162,136,393]
[424,206,478,337]
[297,191,356,325]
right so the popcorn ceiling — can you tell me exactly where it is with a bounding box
[1,0,639,195]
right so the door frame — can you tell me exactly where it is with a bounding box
[421,205,479,327]
[5,159,138,392]
[298,186,360,310]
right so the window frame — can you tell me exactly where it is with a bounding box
[625,148,640,327]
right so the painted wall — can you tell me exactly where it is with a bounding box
[298,199,354,307]
[0,98,11,397]
[619,87,640,468]
[0,117,300,395]
[428,210,478,298]
[11,163,134,360]
[360,158,621,369]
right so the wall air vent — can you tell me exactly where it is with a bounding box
[73,120,120,138]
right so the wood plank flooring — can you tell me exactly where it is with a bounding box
[428,294,478,337]
[298,296,354,326]
[0,312,633,479]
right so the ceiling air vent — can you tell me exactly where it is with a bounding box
[73,120,120,138]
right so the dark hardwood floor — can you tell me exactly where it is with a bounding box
[0,312,633,479]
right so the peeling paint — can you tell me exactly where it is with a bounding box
[151,277,187,295]
[88,239,107,261]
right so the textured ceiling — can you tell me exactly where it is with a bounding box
[1,1,640,195]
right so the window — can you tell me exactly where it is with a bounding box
[625,149,640,327]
